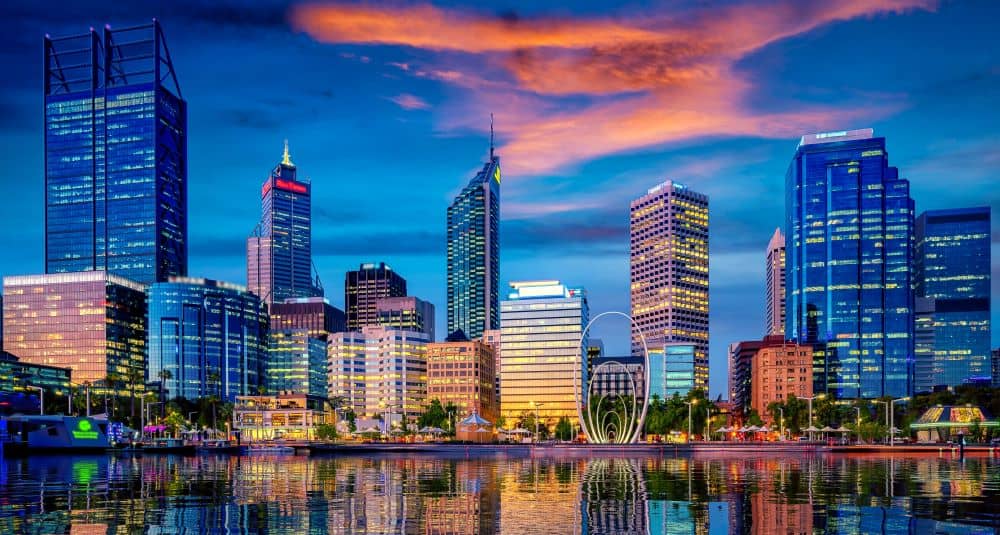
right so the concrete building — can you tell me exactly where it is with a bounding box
[269,296,345,341]
[728,340,765,419]
[751,342,813,423]
[327,331,367,416]
[426,337,498,422]
[376,296,435,341]
[765,228,785,336]
[590,355,645,399]
[345,263,406,331]
[630,180,709,391]
[499,280,588,430]
[233,394,333,442]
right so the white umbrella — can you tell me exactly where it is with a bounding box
[820,426,835,433]
[746,425,760,432]
[804,426,820,433]
[715,426,729,433]
[758,426,770,433]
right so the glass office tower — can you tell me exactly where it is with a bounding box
[270,296,346,341]
[248,142,321,304]
[765,228,786,336]
[499,280,588,431]
[447,144,500,340]
[785,129,915,399]
[267,329,327,398]
[914,207,991,391]
[147,278,268,402]
[345,263,407,331]
[44,22,187,285]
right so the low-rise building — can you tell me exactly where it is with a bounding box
[0,351,72,414]
[426,336,497,422]
[751,341,813,423]
[233,394,333,442]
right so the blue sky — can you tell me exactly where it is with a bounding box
[0,0,996,397]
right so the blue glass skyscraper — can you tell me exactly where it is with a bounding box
[447,129,500,340]
[44,22,187,285]
[914,207,991,391]
[785,129,914,399]
[147,278,269,402]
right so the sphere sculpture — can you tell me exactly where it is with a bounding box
[574,312,650,444]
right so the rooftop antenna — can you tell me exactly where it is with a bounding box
[489,113,495,161]
[282,139,293,166]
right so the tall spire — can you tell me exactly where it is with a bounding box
[489,113,495,161]
[282,138,293,166]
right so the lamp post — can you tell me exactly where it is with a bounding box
[804,394,825,440]
[27,386,44,415]
[530,401,544,443]
[890,398,909,447]
[854,407,862,444]
[84,382,91,417]
[684,400,698,444]
[778,407,785,441]
[705,407,711,442]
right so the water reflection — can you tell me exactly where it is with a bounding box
[0,453,996,533]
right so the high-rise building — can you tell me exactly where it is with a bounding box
[765,228,786,336]
[785,129,914,399]
[327,331,367,415]
[44,23,187,285]
[629,180,709,391]
[993,348,1000,387]
[269,296,346,341]
[147,277,268,402]
[649,343,698,399]
[247,142,321,304]
[913,207,991,392]
[483,329,502,402]
[728,340,765,419]
[267,329,327,398]
[447,134,500,340]
[2,272,146,396]
[499,280,588,430]
[750,342,813,424]
[345,263,406,331]
[376,296,435,341]
[358,326,429,421]
[426,337,498,422]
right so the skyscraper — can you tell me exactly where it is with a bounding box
[785,128,914,399]
[267,329,327,397]
[765,228,786,336]
[499,280,588,431]
[426,337,498,422]
[247,141,321,304]
[376,296,436,341]
[147,277,269,402]
[447,127,500,340]
[913,207,991,391]
[629,180,709,391]
[345,263,407,331]
[327,331,367,415]
[44,22,187,285]
[269,296,346,341]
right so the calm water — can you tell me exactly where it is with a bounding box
[1,452,998,534]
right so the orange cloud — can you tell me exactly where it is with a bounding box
[291,0,936,177]
[389,93,430,110]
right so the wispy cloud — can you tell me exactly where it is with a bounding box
[389,93,431,110]
[291,0,935,176]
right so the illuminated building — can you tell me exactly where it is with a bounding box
[750,342,813,424]
[267,329,327,398]
[426,335,498,422]
[785,129,914,398]
[914,207,991,392]
[247,141,322,304]
[233,394,333,441]
[499,280,588,430]
[483,329,501,402]
[629,180,709,391]
[994,348,1000,387]
[345,263,406,331]
[2,272,146,396]
[269,296,345,341]
[765,228,786,336]
[0,352,71,414]
[728,340,765,419]
[651,343,698,398]
[447,129,500,340]
[590,355,645,399]
[327,331,367,415]
[375,295,435,341]
[44,22,187,285]
[148,277,268,402]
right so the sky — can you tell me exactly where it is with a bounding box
[0,0,997,398]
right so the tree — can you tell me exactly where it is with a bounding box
[315,424,338,441]
[747,410,764,428]
[969,417,983,443]
[554,417,574,441]
[418,399,449,429]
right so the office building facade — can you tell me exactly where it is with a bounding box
[359,326,429,422]
[590,355,645,400]
[345,263,406,331]
[426,339,498,422]
[483,329,502,402]
[0,352,72,414]
[267,329,327,398]
[765,228,786,336]
[629,180,709,391]
[44,23,187,285]
[913,207,991,391]
[650,343,698,399]
[147,278,268,402]
[269,296,346,341]
[327,331,367,416]
[447,148,500,340]
[376,296,435,341]
[499,280,588,430]
[728,340,764,418]
[785,129,914,399]
[750,342,813,424]
[2,272,146,395]
[247,142,321,304]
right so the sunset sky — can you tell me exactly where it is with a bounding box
[0,0,996,396]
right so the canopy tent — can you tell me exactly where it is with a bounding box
[457,412,494,443]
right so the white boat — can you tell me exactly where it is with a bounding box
[241,444,295,454]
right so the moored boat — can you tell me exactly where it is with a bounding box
[196,439,241,454]
[1,415,110,456]
[140,437,196,454]
[241,444,295,454]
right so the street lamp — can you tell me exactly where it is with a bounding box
[705,407,711,442]
[27,386,44,415]
[804,394,825,440]
[890,398,909,447]
[684,400,698,444]
[778,407,785,441]
[530,401,544,443]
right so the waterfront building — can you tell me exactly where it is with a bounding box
[629,180,709,391]
[232,394,333,442]
[360,326,429,422]
[0,352,71,414]
[728,340,765,419]
[994,348,1000,387]
[2,272,146,396]
[482,329,502,402]
[375,296,435,341]
[914,207,991,392]
[426,336,498,422]
[651,343,698,398]
[590,355,645,399]
[765,228,786,336]
[327,331,367,415]
[446,134,500,341]
[44,22,186,285]
[147,277,268,402]
[750,342,813,424]
[499,280,588,430]
[345,263,406,331]
[785,128,914,398]
[247,142,322,304]
[267,329,327,398]
[269,296,345,341]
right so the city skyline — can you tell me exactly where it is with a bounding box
[0,1,997,397]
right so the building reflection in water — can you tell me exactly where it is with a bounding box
[0,453,997,533]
